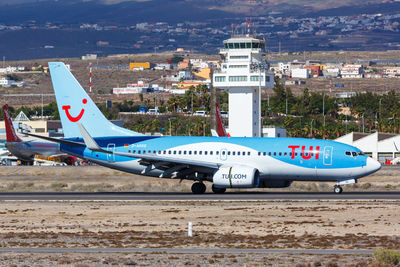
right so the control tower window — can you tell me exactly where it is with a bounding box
[229,76,247,82]
[234,43,240,49]
[224,43,228,49]
[228,43,234,49]
[246,43,251,48]
[252,43,260,48]
[215,76,226,82]
[240,43,245,48]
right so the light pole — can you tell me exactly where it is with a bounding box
[285,93,288,115]
[310,119,314,138]
[362,113,365,133]
[322,93,325,128]
[168,119,172,136]
[191,90,193,113]
[250,61,267,137]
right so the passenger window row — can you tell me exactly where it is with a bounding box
[127,150,252,156]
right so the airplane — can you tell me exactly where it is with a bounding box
[25,62,381,194]
[2,105,76,165]
[211,103,230,137]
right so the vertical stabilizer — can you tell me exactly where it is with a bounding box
[216,103,229,137]
[3,105,22,142]
[48,62,143,138]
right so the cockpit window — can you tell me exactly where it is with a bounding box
[345,151,351,156]
[357,151,365,156]
[352,152,357,157]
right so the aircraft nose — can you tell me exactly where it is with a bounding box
[366,157,381,174]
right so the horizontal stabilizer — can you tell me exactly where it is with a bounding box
[21,132,85,147]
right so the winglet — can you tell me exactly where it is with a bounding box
[76,123,102,151]
[3,105,22,142]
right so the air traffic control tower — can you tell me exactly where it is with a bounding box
[213,35,274,137]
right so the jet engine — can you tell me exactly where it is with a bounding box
[213,166,259,188]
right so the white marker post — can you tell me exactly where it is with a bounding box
[188,222,193,237]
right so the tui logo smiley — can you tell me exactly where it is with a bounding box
[62,98,87,122]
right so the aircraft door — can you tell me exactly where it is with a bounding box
[107,143,115,162]
[323,146,333,165]
[220,148,228,161]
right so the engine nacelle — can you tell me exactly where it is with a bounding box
[213,166,259,188]
[260,180,292,188]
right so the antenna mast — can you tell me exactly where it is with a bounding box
[89,63,92,94]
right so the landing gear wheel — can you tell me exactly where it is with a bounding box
[334,185,343,194]
[191,182,206,194]
[212,184,226,194]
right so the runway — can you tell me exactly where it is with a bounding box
[0,247,376,255]
[0,191,399,200]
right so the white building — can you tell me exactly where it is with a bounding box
[291,68,309,79]
[384,67,400,78]
[323,67,340,78]
[213,35,274,137]
[341,64,364,78]
[262,126,287,137]
[81,54,97,60]
[190,59,209,69]
[0,77,15,87]
[335,132,400,161]
[154,63,172,70]
[278,62,291,74]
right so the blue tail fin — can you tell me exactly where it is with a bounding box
[49,62,143,138]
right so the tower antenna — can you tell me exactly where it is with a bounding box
[89,63,92,94]
[247,19,251,37]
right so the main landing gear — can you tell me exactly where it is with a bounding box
[334,185,343,194]
[191,182,206,194]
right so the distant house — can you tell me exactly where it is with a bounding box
[384,67,400,78]
[0,77,16,87]
[129,62,154,70]
[291,68,309,79]
[177,58,190,70]
[341,64,364,78]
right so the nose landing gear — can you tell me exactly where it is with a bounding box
[334,185,343,194]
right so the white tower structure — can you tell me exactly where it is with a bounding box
[213,35,274,137]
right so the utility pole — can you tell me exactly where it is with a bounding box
[41,94,44,119]
[285,94,288,115]
[322,94,325,119]
[210,67,216,132]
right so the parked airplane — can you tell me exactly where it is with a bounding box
[2,105,76,165]
[25,62,381,194]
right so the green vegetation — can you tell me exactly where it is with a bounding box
[374,248,400,266]
[4,79,400,138]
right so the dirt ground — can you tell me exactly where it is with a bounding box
[0,165,399,266]
[0,165,398,193]
[0,166,400,192]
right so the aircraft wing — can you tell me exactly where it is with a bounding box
[77,123,220,172]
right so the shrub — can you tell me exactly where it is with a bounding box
[374,248,400,266]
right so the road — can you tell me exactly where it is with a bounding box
[0,191,399,200]
[0,247,376,255]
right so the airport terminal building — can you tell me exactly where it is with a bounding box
[335,132,400,162]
